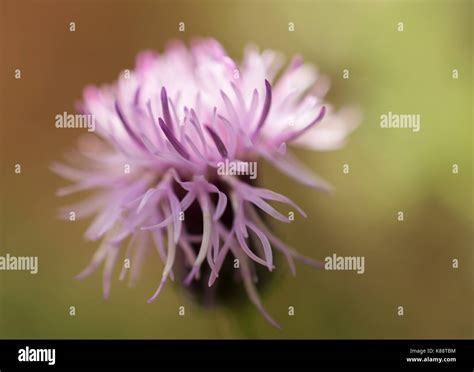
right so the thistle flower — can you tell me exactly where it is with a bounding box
[52,38,359,328]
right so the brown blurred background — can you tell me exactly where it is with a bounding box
[0,0,472,339]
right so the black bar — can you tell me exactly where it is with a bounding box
[0,340,471,370]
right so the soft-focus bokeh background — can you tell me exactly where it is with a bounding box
[0,0,472,339]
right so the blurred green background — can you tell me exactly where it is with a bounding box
[0,0,472,339]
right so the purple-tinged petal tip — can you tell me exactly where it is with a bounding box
[160,86,174,131]
[158,117,190,160]
[253,79,272,138]
[205,125,228,158]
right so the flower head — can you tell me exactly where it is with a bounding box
[52,38,359,327]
